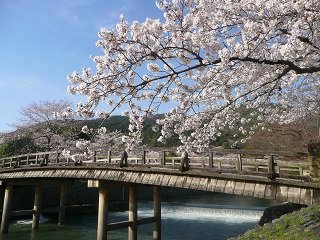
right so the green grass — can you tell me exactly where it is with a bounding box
[230,203,320,240]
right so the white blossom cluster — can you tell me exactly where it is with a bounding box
[63,125,125,160]
[62,148,92,162]
[67,0,320,151]
[122,108,144,150]
[92,129,123,149]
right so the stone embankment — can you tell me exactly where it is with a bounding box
[230,202,320,240]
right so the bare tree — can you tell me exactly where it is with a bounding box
[245,114,320,152]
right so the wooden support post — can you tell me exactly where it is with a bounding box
[217,161,222,169]
[107,150,111,163]
[56,151,60,163]
[40,154,49,166]
[308,142,320,179]
[120,150,128,168]
[180,152,189,172]
[58,184,68,225]
[26,155,30,166]
[17,157,20,167]
[255,164,259,172]
[1,185,13,234]
[128,185,137,240]
[153,186,161,240]
[209,152,214,168]
[97,181,108,240]
[299,166,303,176]
[93,149,97,163]
[14,157,20,168]
[142,150,146,165]
[32,186,43,230]
[236,154,243,172]
[268,155,277,180]
[161,151,166,166]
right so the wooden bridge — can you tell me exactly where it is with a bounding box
[0,148,319,240]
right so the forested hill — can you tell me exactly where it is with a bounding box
[84,114,238,148]
[84,112,317,152]
[1,112,315,158]
[86,116,130,134]
[84,115,181,148]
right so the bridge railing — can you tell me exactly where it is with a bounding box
[0,151,60,168]
[0,148,310,181]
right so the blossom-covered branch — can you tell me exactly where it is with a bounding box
[67,0,320,151]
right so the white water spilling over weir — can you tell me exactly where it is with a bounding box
[113,202,264,224]
[161,205,263,223]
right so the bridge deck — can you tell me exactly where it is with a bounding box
[0,163,319,205]
[0,148,318,205]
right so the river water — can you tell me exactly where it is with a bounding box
[1,193,280,240]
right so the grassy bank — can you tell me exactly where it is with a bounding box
[230,202,320,240]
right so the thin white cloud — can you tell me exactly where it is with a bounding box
[0,75,40,89]
[55,0,133,31]
[20,0,133,39]
[55,0,92,26]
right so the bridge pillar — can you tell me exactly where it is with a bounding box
[58,184,68,225]
[128,185,138,240]
[97,181,108,240]
[32,186,43,230]
[153,186,161,240]
[0,185,13,234]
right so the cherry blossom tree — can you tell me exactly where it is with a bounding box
[67,0,320,151]
[80,125,123,149]
[10,100,80,151]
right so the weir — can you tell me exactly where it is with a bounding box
[158,202,264,223]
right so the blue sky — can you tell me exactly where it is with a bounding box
[0,0,163,132]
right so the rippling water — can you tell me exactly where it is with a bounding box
[1,193,280,240]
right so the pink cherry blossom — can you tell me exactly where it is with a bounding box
[67,0,320,151]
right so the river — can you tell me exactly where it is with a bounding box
[1,192,280,240]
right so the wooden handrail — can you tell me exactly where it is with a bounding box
[0,148,310,181]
